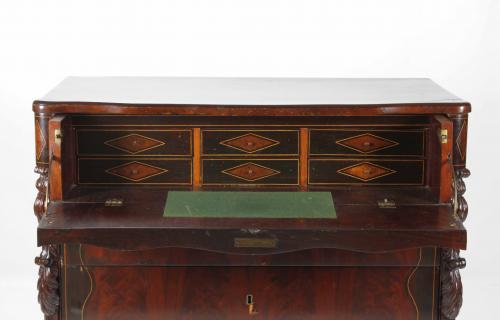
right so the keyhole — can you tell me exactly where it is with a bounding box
[246,294,258,315]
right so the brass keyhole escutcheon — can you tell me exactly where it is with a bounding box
[246,294,258,315]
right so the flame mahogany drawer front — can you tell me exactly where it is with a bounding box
[309,159,424,185]
[202,129,299,155]
[202,159,299,185]
[309,129,425,156]
[77,129,192,156]
[78,158,192,184]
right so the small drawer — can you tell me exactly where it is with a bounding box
[309,159,424,185]
[309,129,424,156]
[202,130,299,155]
[78,158,192,185]
[77,129,192,156]
[202,159,299,185]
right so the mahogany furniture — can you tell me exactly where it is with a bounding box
[33,77,471,320]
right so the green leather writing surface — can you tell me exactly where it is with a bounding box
[164,191,336,219]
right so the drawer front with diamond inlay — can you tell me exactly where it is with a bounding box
[202,159,299,185]
[202,130,299,155]
[78,158,192,184]
[309,159,424,185]
[77,130,192,156]
[309,129,424,156]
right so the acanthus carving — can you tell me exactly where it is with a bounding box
[35,245,60,318]
[34,165,49,221]
[454,168,470,222]
[441,167,470,320]
[34,115,61,319]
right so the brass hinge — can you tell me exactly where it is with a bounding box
[105,198,123,207]
[54,128,63,146]
[440,129,448,144]
[378,198,396,209]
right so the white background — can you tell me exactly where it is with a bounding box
[0,1,499,319]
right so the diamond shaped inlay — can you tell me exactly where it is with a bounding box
[337,162,396,182]
[35,119,46,160]
[222,162,280,182]
[456,121,467,160]
[220,133,279,153]
[336,133,398,154]
[105,161,168,182]
[104,134,165,154]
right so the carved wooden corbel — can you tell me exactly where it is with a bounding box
[34,114,61,319]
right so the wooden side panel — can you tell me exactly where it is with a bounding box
[432,115,454,203]
[48,115,71,201]
[65,265,437,320]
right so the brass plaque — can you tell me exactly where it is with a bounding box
[234,238,277,248]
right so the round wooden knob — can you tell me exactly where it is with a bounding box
[363,169,372,174]
[246,141,254,147]
[132,140,138,145]
[363,141,373,147]
[131,169,139,175]
[247,169,254,175]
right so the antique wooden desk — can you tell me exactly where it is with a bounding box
[33,77,470,320]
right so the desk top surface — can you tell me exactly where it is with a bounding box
[40,77,465,105]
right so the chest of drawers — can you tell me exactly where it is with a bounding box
[33,77,470,320]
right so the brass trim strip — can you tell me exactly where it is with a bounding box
[300,128,309,189]
[193,128,201,189]
[79,244,93,320]
[407,248,422,320]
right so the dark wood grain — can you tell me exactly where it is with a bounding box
[64,265,436,320]
[37,189,466,252]
[33,78,471,320]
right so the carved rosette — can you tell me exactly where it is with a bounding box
[34,114,61,319]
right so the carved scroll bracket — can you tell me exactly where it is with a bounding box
[34,114,61,319]
[441,166,470,320]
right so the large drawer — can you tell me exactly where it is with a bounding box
[64,265,437,320]
[78,158,192,185]
[202,159,299,185]
[309,129,424,156]
[77,129,192,156]
[309,159,424,185]
[202,130,299,155]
